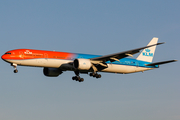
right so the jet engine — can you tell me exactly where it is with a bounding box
[73,59,92,70]
[43,67,63,77]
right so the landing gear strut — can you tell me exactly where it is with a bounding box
[72,71,84,82]
[11,63,18,73]
[89,72,101,78]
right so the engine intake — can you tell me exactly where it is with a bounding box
[73,59,92,70]
[43,67,62,77]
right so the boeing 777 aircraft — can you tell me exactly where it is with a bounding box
[1,37,177,82]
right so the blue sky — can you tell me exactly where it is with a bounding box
[0,0,179,120]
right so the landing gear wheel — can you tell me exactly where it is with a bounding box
[76,76,80,81]
[90,73,95,76]
[72,76,84,82]
[93,74,97,77]
[72,76,76,80]
[79,78,84,82]
[14,69,18,73]
[96,74,101,78]
[90,72,101,79]
[81,78,84,81]
[98,74,101,78]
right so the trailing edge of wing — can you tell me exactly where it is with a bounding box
[91,42,165,62]
[146,60,178,66]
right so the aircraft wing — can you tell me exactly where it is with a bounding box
[146,60,177,66]
[90,42,164,62]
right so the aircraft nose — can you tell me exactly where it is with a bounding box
[1,54,6,60]
[1,54,8,61]
[1,54,5,59]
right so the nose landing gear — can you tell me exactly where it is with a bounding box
[11,63,18,73]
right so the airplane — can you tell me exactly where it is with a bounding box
[1,37,177,82]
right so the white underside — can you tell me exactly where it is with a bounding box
[7,59,155,74]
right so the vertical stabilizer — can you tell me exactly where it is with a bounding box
[136,37,158,62]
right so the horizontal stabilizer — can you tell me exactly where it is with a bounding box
[146,60,177,66]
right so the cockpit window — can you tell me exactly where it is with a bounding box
[5,53,11,55]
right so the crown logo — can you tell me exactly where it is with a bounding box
[145,49,150,52]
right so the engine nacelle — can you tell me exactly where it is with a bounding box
[43,67,62,77]
[73,59,92,70]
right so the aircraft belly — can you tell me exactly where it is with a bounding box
[134,67,155,72]
[101,64,135,73]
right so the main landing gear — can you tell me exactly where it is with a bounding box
[72,71,84,82]
[89,72,101,78]
[72,76,84,82]
[11,63,18,73]
[72,71,102,82]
